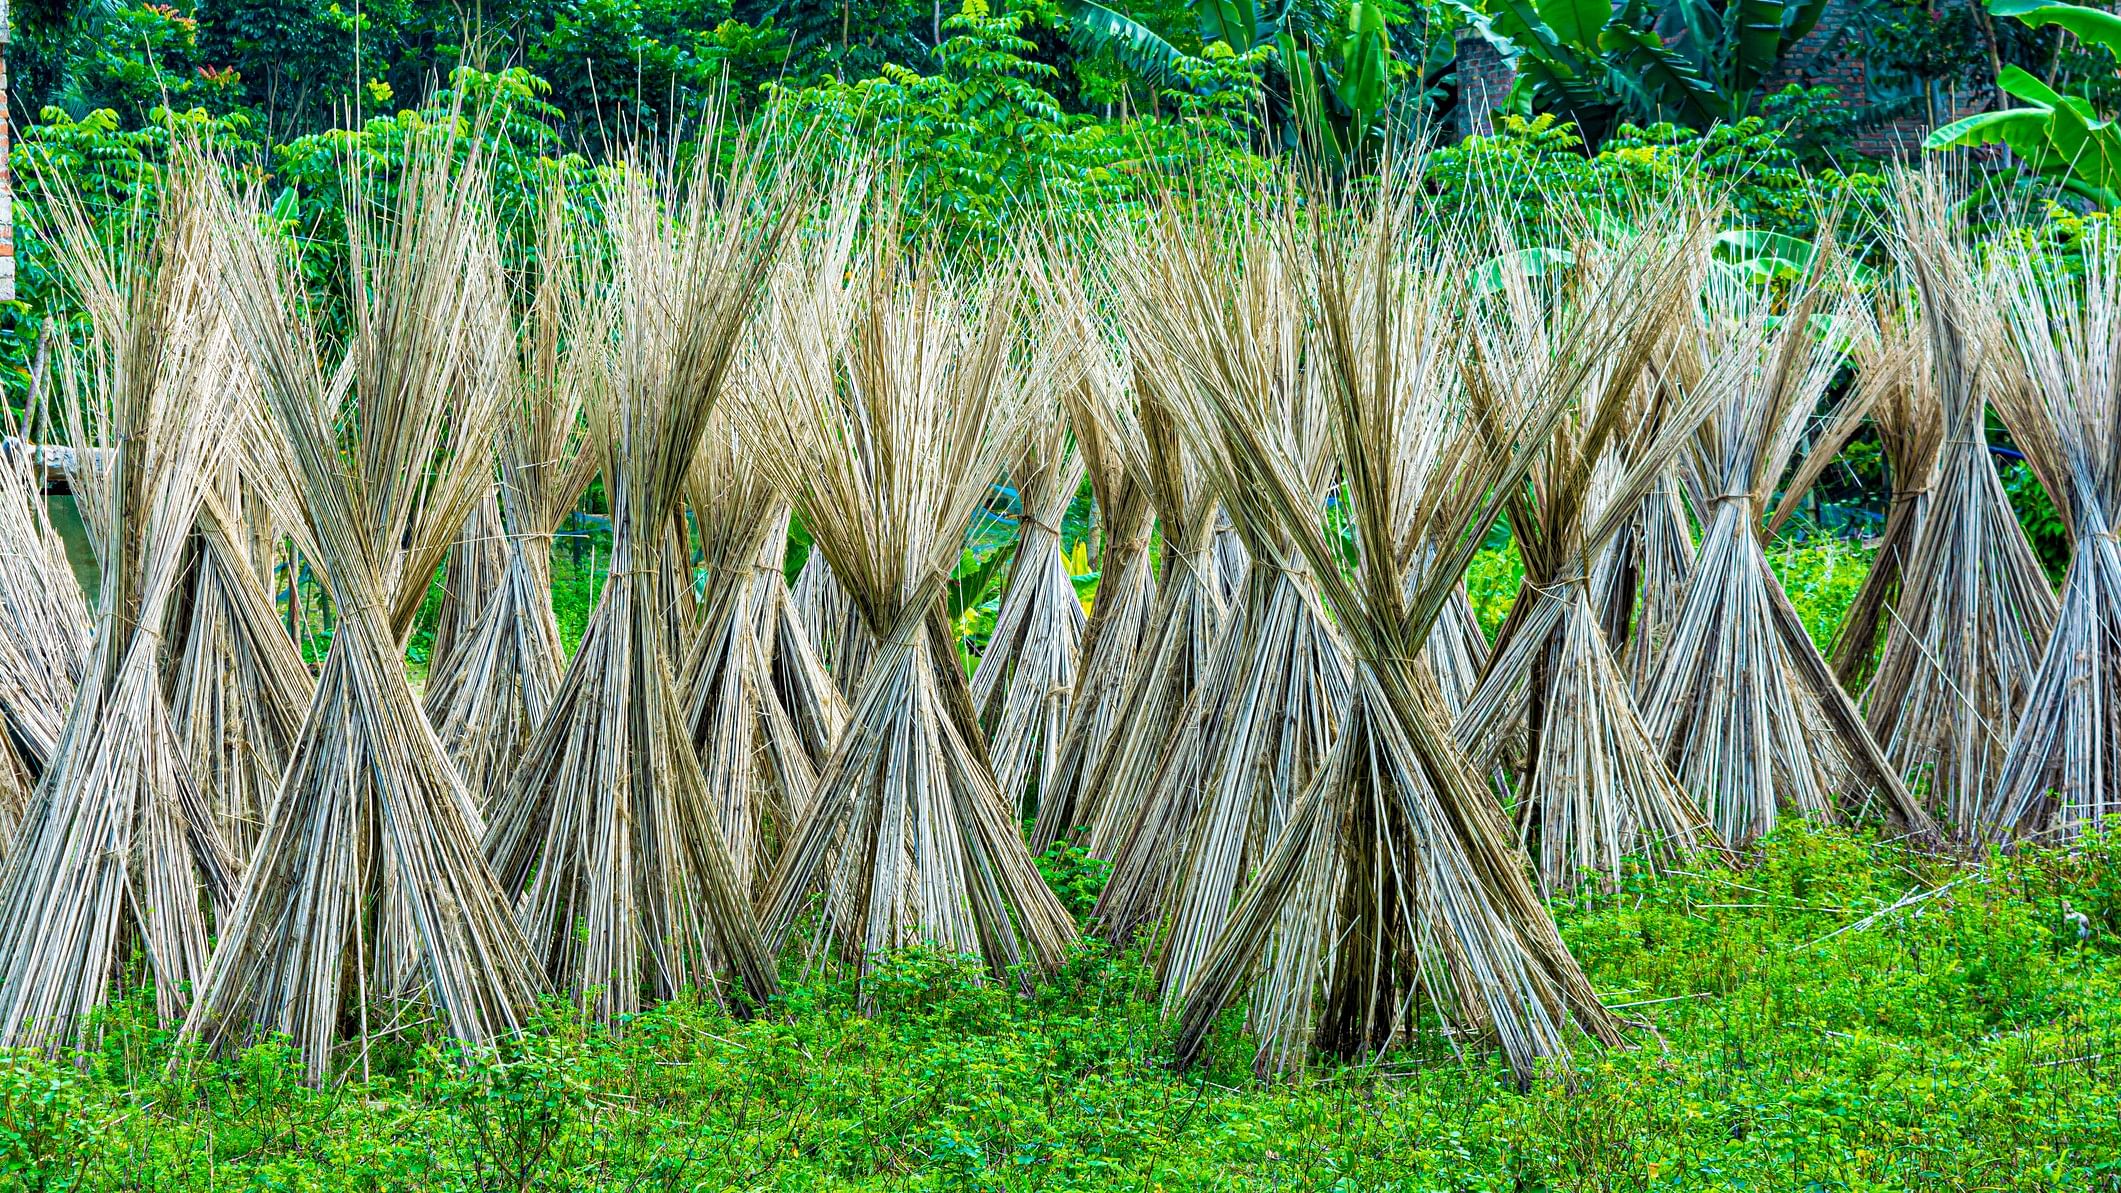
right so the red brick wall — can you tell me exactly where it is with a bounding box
[1759,0,1985,158]
[1455,30,1516,140]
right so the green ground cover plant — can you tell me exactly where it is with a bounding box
[2,826,2114,1190]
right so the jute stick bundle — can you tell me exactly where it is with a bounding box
[181,120,543,1082]
[750,220,1078,991]
[1859,175,2055,835]
[1024,265,1161,849]
[969,395,1087,820]
[1985,223,2121,840]
[1643,246,1936,847]
[1096,218,1349,1005]
[482,146,792,1019]
[678,293,852,891]
[1761,282,1939,691]
[169,454,316,861]
[1153,183,1623,1081]
[1599,464,1697,695]
[429,490,510,687]
[424,190,606,806]
[679,189,864,863]
[0,414,91,809]
[0,159,242,1048]
[1065,249,1231,858]
[1453,216,1726,893]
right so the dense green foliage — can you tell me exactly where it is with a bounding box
[3,825,2116,1188]
[1925,0,2121,207]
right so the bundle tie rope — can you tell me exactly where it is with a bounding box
[1016,510,1063,538]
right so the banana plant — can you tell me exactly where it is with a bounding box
[1924,0,2121,208]
[1279,0,1397,162]
[1059,0,1407,164]
[1448,0,1827,146]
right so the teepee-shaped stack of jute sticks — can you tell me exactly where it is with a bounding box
[0,159,242,1048]
[0,411,90,819]
[1452,214,1727,894]
[677,182,865,894]
[1763,281,1940,692]
[1156,184,1622,1081]
[1060,252,1231,860]
[969,389,1088,821]
[1856,176,2056,835]
[423,190,607,807]
[168,419,316,861]
[1642,245,1937,848]
[1095,210,1350,1007]
[678,404,842,895]
[0,457,86,846]
[748,220,1078,990]
[179,124,542,1082]
[481,146,792,1019]
[1985,221,2121,839]
[1022,264,1162,851]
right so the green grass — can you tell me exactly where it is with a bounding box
[8,826,2119,1190]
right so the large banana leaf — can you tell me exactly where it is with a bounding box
[1278,32,1344,159]
[1925,66,2121,207]
[1336,1,1393,126]
[1731,0,1789,96]
[1926,107,2051,152]
[1989,0,2121,52]
[1199,0,1261,49]
[1785,0,1831,44]
[1058,0,1193,93]
[1599,22,1730,125]
[2041,103,2121,200]
[1535,0,1612,48]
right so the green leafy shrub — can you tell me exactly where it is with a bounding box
[1425,110,1885,243]
[4,826,2119,1189]
[1464,545,1524,642]
[1767,535,1874,650]
[1035,840,1112,921]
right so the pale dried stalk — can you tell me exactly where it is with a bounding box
[1643,254,1936,847]
[1599,466,1697,695]
[676,190,862,889]
[1859,174,2055,836]
[181,119,544,1083]
[482,149,791,1021]
[0,159,242,1049]
[1985,223,2121,840]
[792,549,876,686]
[679,374,848,894]
[749,225,1078,992]
[969,399,1087,819]
[1800,297,1942,690]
